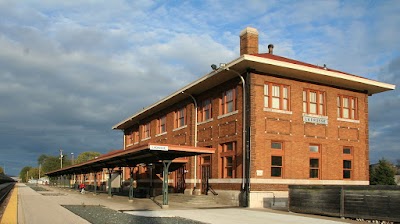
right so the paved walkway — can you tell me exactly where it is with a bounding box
[7,183,360,224]
[17,184,90,224]
[126,209,349,224]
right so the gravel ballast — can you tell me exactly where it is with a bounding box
[63,205,207,224]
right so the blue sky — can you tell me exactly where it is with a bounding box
[0,0,399,176]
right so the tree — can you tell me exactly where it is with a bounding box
[36,153,72,175]
[20,166,32,183]
[370,159,396,185]
[28,167,39,179]
[75,151,101,164]
[41,156,62,173]
[0,166,4,174]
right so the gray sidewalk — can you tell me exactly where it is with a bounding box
[126,209,349,224]
[17,183,90,224]
[17,183,356,224]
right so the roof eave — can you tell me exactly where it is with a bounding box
[112,54,395,130]
[243,54,396,95]
[112,56,246,130]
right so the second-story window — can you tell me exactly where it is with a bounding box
[303,89,326,116]
[126,131,134,145]
[157,116,166,134]
[133,130,139,143]
[337,95,358,120]
[264,82,290,111]
[221,88,237,115]
[199,98,212,122]
[143,122,151,139]
[175,107,186,128]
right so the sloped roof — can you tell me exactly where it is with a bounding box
[113,53,395,130]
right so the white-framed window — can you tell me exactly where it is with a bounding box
[337,95,358,120]
[175,107,186,128]
[142,122,151,139]
[221,88,237,115]
[157,116,166,134]
[199,98,212,122]
[264,83,290,111]
[303,89,325,115]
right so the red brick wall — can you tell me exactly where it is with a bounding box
[121,71,369,193]
[250,72,369,181]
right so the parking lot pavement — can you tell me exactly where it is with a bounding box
[125,208,350,224]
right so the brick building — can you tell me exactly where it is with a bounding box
[112,27,395,208]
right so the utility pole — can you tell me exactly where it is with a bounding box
[71,152,74,165]
[60,149,64,169]
[39,164,41,179]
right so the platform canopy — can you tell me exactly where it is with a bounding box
[46,143,214,176]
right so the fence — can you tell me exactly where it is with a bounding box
[289,185,400,223]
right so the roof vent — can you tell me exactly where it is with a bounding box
[268,44,274,54]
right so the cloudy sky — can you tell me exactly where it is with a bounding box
[0,0,399,176]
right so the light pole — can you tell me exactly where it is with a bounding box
[60,149,64,169]
[71,152,74,165]
[181,91,198,194]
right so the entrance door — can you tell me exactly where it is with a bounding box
[175,165,186,193]
[201,155,211,194]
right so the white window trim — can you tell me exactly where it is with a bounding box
[173,125,187,132]
[217,110,238,119]
[264,107,292,114]
[155,132,167,137]
[302,113,328,119]
[337,118,360,123]
[198,118,214,125]
[141,137,151,141]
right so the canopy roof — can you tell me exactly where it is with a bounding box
[46,143,214,176]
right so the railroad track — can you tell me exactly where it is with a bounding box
[0,182,16,217]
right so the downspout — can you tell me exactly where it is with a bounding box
[224,67,247,205]
[181,92,198,193]
[245,69,251,208]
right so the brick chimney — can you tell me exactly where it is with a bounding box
[240,27,258,55]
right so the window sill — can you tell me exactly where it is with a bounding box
[173,125,187,132]
[217,110,238,119]
[155,132,167,137]
[198,118,213,125]
[337,118,360,123]
[141,137,151,141]
[264,108,292,114]
[302,113,328,119]
[126,143,133,147]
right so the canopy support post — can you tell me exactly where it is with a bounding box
[129,167,134,202]
[107,168,113,198]
[162,160,172,208]
[93,172,97,195]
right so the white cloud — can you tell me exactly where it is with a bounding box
[0,0,399,174]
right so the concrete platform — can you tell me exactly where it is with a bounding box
[11,183,361,224]
[17,184,90,224]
